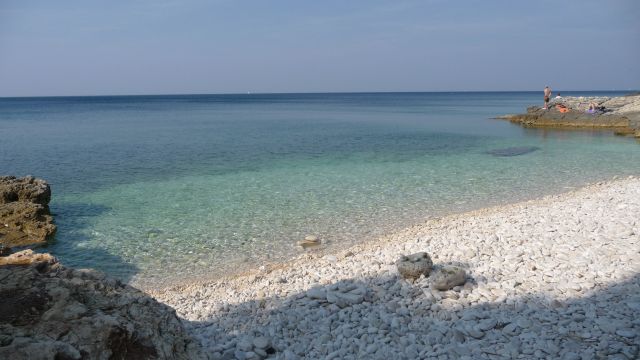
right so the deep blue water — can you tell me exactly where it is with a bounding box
[1,92,638,287]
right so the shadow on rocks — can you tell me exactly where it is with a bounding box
[0,250,205,360]
[184,271,640,360]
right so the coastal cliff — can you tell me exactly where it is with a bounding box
[497,94,640,138]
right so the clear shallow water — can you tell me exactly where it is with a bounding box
[1,92,639,287]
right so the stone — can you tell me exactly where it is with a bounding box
[0,250,205,360]
[306,287,327,300]
[326,288,365,307]
[297,235,321,249]
[0,176,56,248]
[395,252,433,279]
[252,336,270,349]
[0,175,51,205]
[467,328,485,339]
[478,318,498,331]
[516,318,533,328]
[430,266,466,290]
[615,329,636,338]
[486,146,540,157]
[502,323,521,336]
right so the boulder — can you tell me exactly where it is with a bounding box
[0,201,56,248]
[396,252,433,279]
[0,176,56,248]
[0,250,205,360]
[430,266,466,290]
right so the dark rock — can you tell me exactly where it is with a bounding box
[430,265,466,290]
[0,176,56,248]
[396,252,433,279]
[0,250,206,360]
[486,146,540,157]
[496,95,640,135]
[0,244,11,256]
[0,201,56,248]
[0,176,51,206]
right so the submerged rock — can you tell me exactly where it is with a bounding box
[396,252,433,279]
[0,250,205,360]
[0,176,56,248]
[297,235,321,249]
[486,146,540,157]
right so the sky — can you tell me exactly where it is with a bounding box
[0,0,638,96]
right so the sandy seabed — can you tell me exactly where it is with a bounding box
[154,177,640,360]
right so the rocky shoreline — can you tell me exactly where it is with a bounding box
[3,175,639,359]
[0,176,56,249]
[497,94,640,138]
[154,177,640,360]
[0,177,205,360]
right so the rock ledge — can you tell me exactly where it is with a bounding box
[0,250,205,360]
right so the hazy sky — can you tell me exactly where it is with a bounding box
[0,0,638,96]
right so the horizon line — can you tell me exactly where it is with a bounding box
[1,89,637,99]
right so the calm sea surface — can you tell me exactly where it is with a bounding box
[1,92,638,287]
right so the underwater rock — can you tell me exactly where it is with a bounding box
[486,146,540,157]
[297,235,321,249]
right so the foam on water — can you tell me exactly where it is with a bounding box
[1,92,638,287]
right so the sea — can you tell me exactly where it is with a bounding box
[1,91,638,288]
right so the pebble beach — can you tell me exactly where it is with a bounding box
[153,177,640,360]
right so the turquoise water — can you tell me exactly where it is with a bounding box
[1,92,638,287]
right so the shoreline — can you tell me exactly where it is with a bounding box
[496,94,640,138]
[146,175,632,294]
[153,176,640,359]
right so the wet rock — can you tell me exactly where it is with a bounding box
[0,244,12,256]
[396,252,433,279]
[0,250,205,360]
[297,235,321,249]
[430,266,466,290]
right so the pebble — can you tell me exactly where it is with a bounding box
[478,318,497,331]
[152,178,640,360]
[252,336,269,349]
[615,329,636,338]
[502,323,521,336]
[517,318,533,328]
[467,328,485,339]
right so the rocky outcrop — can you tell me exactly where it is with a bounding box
[0,176,56,248]
[0,250,206,360]
[497,94,640,138]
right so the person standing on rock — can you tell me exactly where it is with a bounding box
[543,86,552,109]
